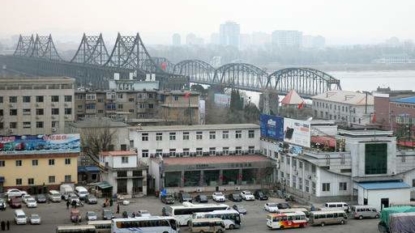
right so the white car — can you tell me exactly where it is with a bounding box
[29,214,41,225]
[22,195,32,204]
[212,192,226,202]
[137,210,151,217]
[240,191,255,201]
[26,197,37,208]
[6,189,27,198]
[264,203,279,212]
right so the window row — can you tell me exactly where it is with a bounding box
[140,146,257,157]
[0,158,71,167]
[0,95,72,103]
[0,108,72,116]
[141,130,256,141]
[314,101,356,113]
[15,175,72,185]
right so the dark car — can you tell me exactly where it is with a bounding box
[254,190,268,200]
[228,193,242,202]
[161,194,175,204]
[277,202,291,209]
[233,204,247,215]
[35,194,47,203]
[85,194,98,204]
[194,195,208,203]
[102,209,115,220]
[178,192,192,203]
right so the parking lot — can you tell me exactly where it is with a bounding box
[0,195,381,233]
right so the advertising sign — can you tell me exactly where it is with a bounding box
[283,118,311,148]
[214,94,231,107]
[0,134,81,155]
[260,114,284,140]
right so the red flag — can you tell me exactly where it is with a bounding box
[184,92,190,98]
[297,101,304,109]
[161,62,167,71]
[372,113,376,123]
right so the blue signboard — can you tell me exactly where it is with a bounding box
[0,134,80,155]
[260,114,284,140]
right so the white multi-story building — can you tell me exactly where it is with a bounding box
[129,124,272,193]
[0,77,75,135]
[271,30,302,49]
[312,90,374,126]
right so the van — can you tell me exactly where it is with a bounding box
[48,190,62,202]
[324,202,350,212]
[190,218,225,233]
[309,210,348,226]
[75,186,89,200]
[14,209,27,225]
[351,205,379,219]
[60,184,74,201]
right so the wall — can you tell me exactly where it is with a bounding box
[367,188,410,210]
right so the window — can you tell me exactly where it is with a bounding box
[156,133,162,141]
[248,146,255,154]
[51,96,59,102]
[196,148,203,155]
[170,132,176,140]
[36,96,44,102]
[365,143,387,174]
[209,131,216,139]
[65,158,71,165]
[305,180,310,192]
[0,97,2,103]
[16,160,22,166]
[299,161,303,169]
[169,149,176,157]
[23,109,31,115]
[183,132,189,140]
[22,96,31,103]
[142,150,149,158]
[339,182,347,191]
[121,157,128,163]
[312,182,316,194]
[49,159,55,165]
[51,108,59,115]
[117,104,123,109]
[16,179,22,185]
[287,157,291,165]
[9,109,17,116]
[9,96,17,103]
[49,176,55,183]
[28,178,34,185]
[156,149,162,156]
[223,147,229,155]
[223,131,229,139]
[142,133,148,141]
[235,130,242,139]
[209,147,216,155]
[64,108,72,115]
[23,122,31,129]
[0,161,4,167]
[248,130,255,138]
[196,132,203,140]
[64,175,71,182]
[64,95,72,102]
[148,104,153,109]
[322,183,330,192]
[9,122,17,129]
[0,110,3,116]
[174,96,179,101]
[36,122,44,128]
[235,146,242,154]
[32,160,38,166]
[35,109,44,115]
[183,148,190,156]
[413,179,415,187]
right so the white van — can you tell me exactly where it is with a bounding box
[324,202,350,212]
[75,186,89,200]
[351,205,379,219]
[48,190,62,202]
[190,218,225,233]
[14,209,27,225]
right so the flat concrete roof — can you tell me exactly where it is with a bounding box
[162,155,271,166]
[130,124,260,132]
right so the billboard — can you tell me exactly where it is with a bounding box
[283,118,311,148]
[0,134,81,155]
[260,114,284,140]
[214,94,231,107]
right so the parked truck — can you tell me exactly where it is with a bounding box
[60,183,75,201]
[378,206,415,233]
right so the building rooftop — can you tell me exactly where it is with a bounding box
[358,181,410,190]
[100,151,137,157]
[69,117,129,128]
[0,76,75,83]
[391,96,415,104]
[130,124,260,132]
[312,90,374,105]
[162,155,271,166]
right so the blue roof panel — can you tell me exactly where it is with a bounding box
[392,96,415,104]
[358,182,410,190]
[78,166,100,173]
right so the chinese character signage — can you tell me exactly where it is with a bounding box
[260,114,284,140]
[283,118,311,148]
[0,134,80,155]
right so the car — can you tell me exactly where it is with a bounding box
[35,194,47,203]
[264,203,279,212]
[240,191,255,201]
[212,192,226,202]
[228,193,242,202]
[85,211,98,221]
[254,190,268,200]
[161,194,175,204]
[9,196,22,208]
[277,202,291,209]
[233,204,247,215]
[102,209,115,220]
[178,192,193,203]
[26,198,37,208]
[69,194,82,207]
[85,194,98,204]
[137,210,151,217]
[194,195,208,203]
[22,194,32,204]
[0,198,6,210]
[29,213,41,225]
[6,189,26,198]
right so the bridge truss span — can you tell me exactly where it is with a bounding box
[173,59,216,84]
[214,63,269,91]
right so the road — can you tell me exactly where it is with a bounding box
[0,195,380,233]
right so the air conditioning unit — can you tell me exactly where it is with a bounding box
[8,129,13,134]
[64,116,69,119]
[51,103,55,107]
[8,104,13,107]
[36,116,40,120]
[235,186,241,191]
[36,104,40,107]
[52,128,57,132]
[196,188,203,193]
[307,175,312,179]
[51,116,56,120]
[64,103,68,107]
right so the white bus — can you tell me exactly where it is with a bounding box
[190,218,225,233]
[88,220,111,233]
[111,216,179,233]
[266,211,308,229]
[56,225,96,233]
[163,202,229,226]
[193,209,242,229]
[309,210,348,226]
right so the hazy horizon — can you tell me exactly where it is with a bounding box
[1,0,414,46]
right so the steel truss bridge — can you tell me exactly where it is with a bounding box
[0,33,341,97]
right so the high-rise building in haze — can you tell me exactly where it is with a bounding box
[210,33,219,45]
[186,33,204,46]
[271,30,302,49]
[219,21,240,48]
[302,35,326,49]
[172,33,181,46]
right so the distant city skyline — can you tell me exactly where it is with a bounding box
[1,0,415,47]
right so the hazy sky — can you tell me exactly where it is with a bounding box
[1,0,414,45]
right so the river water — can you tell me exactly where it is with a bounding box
[327,70,415,92]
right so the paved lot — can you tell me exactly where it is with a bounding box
[0,195,381,233]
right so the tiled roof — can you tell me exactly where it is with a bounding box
[312,90,374,105]
[162,155,271,165]
[101,151,136,157]
[281,89,304,105]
